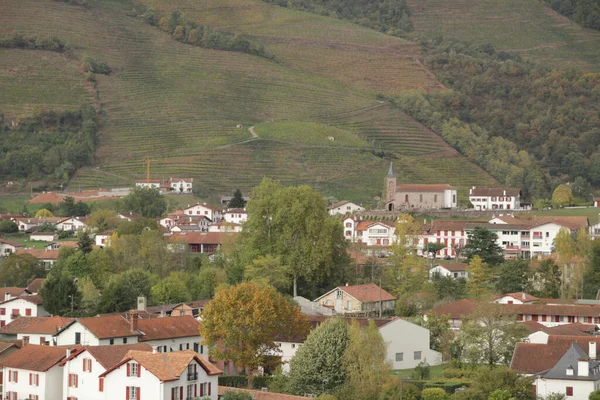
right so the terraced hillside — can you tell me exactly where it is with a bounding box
[0,0,496,203]
[408,0,600,71]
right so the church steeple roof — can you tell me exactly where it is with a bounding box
[387,162,395,177]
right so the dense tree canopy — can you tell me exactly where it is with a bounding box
[0,254,46,287]
[239,178,350,297]
[200,282,309,375]
[120,187,167,218]
[463,227,504,266]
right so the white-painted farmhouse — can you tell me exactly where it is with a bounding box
[100,349,221,400]
[0,296,48,329]
[428,263,469,280]
[469,187,522,210]
[314,283,396,315]
[328,201,364,215]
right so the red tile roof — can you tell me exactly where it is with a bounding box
[167,231,237,245]
[0,344,70,372]
[0,294,43,306]
[137,316,200,341]
[0,317,51,335]
[25,278,45,294]
[19,316,73,335]
[0,341,21,354]
[429,299,480,319]
[101,350,221,381]
[16,248,60,260]
[519,321,547,333]
[0,287,27,299]
[61,343,153,369]
[26,192,64,204]
[318,283,396,303]
[218,387,309,400]
[512,336,600,374]
[0,238,23,248]
[434,263,468,272]
[396,184,456,192]
[498,292,538,302]
[470,187,521,197]
[505,303,600,317]
[73,315,142,339]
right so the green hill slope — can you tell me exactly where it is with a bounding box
[0,0,498,203]
[408,0,600,71]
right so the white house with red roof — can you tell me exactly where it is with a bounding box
[183,203,222,222]
[328,201,364,216]
[1,344,70,400]
[61,343,153,400]
[16,315,73,346]
[223,208,247,224]
[493,292,538,304]
[314,283,397,315]
[429,263,469,280]
[166,231,236,254]
[0,296,48,329]
[469,187,522,210]
[0,239,22,256]
[168,178,193,194]
[56,217,89,232]
[100,349,221,400]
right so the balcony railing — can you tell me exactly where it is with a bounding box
[187,372,198,381]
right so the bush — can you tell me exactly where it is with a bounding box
[422,387,450,400]
[0,35,67,52]
[82,56,110,75]
[0,220,18,233]
[412,361,431,380]
[380,381,421,400]
[220,390,253,400]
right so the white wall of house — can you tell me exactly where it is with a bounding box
[63,352,105,400]
[469,193,521,211]
[3,365,63,400]
[136,182,160,190]
[56,218,87,232]
[316,289,362,314]
[170,180,193,194]
[95,234,110,248]
[428,266,468,280]
[528,331,550,344]
[443,189,458,209]
[17,333,52,346]
[535,377,599,400]
[271,341,303,373]
[184,205,221,222]
[419,231,466,258]
[0,243,19,256]
[362,223,395,247]
[590,222,600,240]
[328,202,365,216]
[223,212,247,224]
[29,233,57,242]
[379,318,442,370]
[0,299,48,328]
[103,358,219,400]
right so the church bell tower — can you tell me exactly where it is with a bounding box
[385,161,396,205]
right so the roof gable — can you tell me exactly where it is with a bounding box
[0,344,69,372]
[315,283,396,303]
[137,316,200,341]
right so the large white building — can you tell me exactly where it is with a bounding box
[469,187,522,210]
[100,349,221,400]
[0,296,48,329]
[379,318,442,369]
[342,217,396,247]
[183,203,222,222]
[2,344,67,400]
[328,201,365,216]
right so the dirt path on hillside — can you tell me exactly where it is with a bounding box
[249,126,259,138]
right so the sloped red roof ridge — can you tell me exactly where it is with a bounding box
[396,184,456,192]
[434,263,468,272]
[137,315,200,341]
[68,315,142,339]
[0,344,70,372]
[19,316,73,334]
[0,317,51,334]
[100,350,221,381]
[512,336,600,374]
[0,238,23,248]
[497,292,538,302]
[429,299,480,319]
[316,283,396,303]
[25,278,46,294]
[167,231,237,245]
[60,343,153,369]
[0,294,43,306]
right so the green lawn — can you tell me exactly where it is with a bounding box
[521,207,600,224]
[5,234,49,249]
[254,121,370,149]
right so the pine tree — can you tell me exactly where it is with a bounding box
[228,188,246,208]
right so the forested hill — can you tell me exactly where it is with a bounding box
[544,0,600,31]
[1,0,600,201]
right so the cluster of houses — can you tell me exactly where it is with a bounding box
[135,178,194,194]
[0,277,446,400]
[428,293,600,400]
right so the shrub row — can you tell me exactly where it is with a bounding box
[0,35,68,52]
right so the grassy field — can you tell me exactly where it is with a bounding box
[408,0,600,71]
[0,0,498,204]
[523,207,600,224]
[393,364,447,378]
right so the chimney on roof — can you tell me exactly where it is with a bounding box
[522,292,526,300]
[591,342,597,359]
[578,359,589,377]
[66,348,72,357]
[152,345,158,354]
[137,296,147,312]
[129,310,139,332]
[22,336,29,345]
[503,190,506,196]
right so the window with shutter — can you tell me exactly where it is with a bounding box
[208,382,212,395]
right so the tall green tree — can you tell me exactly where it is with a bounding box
[120,187,167,218]
[583,241,600,299]
[423,312,452,355]
[460,303,528,368]
[40,273,81,316]
[150,271,192,304]
[239,178,349,297]
[467,256,490,300]
[496,259,531,294]
[98,269,157,313]
[0,254,46,287]
[339,320,391,400]
[463,227,504,266]
[77,231,94,254]
[533,259,561,298]
[552,184,574,207]
[228,188,247,208]
[288,318,349,396]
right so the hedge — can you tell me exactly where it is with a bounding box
[219,375,272,389]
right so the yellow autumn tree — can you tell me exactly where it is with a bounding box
[199,282,309,382]
[467,256,490,300]
[34,208,54,218]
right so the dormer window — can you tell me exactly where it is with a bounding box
[566,365,574,376]
[127,362,140,377]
